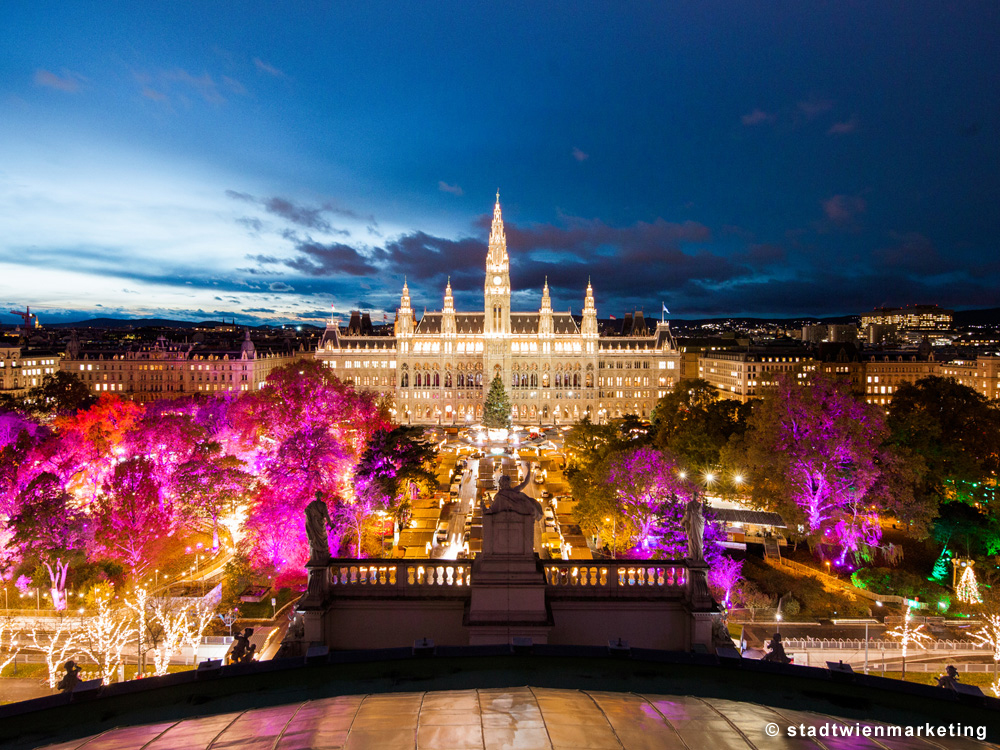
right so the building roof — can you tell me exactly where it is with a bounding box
[711,508,787,528]
[4,651,997,748]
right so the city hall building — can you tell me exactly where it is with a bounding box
[315,194,682,425]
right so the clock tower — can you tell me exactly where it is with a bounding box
[484,191,511,337]
[484,191,512,392]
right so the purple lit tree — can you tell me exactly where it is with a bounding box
[9,473,89,610]
[740,373,892,560]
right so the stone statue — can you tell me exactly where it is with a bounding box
[487,472,542,519]
[762,632,791,664]
[682,497,705,561]
[305,491,333,563]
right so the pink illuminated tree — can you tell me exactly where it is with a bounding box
[93,457,172,576]
[740,373,898,560]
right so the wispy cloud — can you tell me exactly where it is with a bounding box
[34,69,85,93]
[162,69,225,104]
[741,108,775,126]
[821,194,866,228]
[254,58,286,78]
[269,281,294,292]
[141,87,168,102]
[571,147,589,161]
[225,190,374,234]
[798,97,833,119]
[438,181,463,196]
[827,117,857,135]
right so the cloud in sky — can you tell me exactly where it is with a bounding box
[571,147,589,161]
[798,97,834,118]
[438,181,463,196]
[34,69,84,92]
[269,281,294,292]
[827,117,857,135]
[822,194,866,225]
[254,58,286,78]
[741,108,775,126]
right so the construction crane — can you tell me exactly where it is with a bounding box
[9,306,37,329]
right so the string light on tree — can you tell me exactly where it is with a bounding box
[886,605,931,680]
[956,563,982,604]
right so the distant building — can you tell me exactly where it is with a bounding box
[697,348,815,402]
[0,345,61,397]
[315,194,682,425]
[801,324,858,344]
[59,331,305,402]
[861,305,953,345]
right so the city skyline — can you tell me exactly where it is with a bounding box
[2,3,998,326]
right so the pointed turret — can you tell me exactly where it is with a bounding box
[581,278,598,338]
[539,277,553,337]
[396,278,414,336]
[442,277,456,336]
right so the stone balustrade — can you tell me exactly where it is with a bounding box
[328,560,472,595]
[543,561,688,595]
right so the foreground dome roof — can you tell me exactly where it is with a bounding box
[33,687,996,749]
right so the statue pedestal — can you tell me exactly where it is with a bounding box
[686,560,717,653]
[468,511,551,644]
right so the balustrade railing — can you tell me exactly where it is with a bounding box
[328,560,471,592]
[543,561,688,593]
[782,637,990,652]
[324,559,690,597]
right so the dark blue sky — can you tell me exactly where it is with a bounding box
[2,2,998,324]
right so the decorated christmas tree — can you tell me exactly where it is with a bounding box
[956,564,982,604]
[483,374,512,429]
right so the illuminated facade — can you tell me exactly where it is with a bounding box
[0,345,60,396]
[59,332,304,402]
[315,194,682,425]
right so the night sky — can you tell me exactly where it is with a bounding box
[2,2,998,325]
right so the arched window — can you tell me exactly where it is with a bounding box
[585,373,593,388]
[458,373,465,387]
[530,373,538,388]
[444,372,452,387]
[433,372,440,387]
[521,374,528,387]
[542,373,549,388]
[573,373,580,388]
[512,373,518,388]
[401,373,409,387]
[475,373,483,386]
[555,373,562,388]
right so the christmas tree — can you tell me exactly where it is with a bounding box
[930,547,951,582]
[483,374,512,429]
[956,564,982,604]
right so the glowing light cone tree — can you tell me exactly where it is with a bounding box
[886,605,931,679]
[956,564,982,604]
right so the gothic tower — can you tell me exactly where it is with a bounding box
[484,191,511,337]
[581,278,599,350]
[396,278,414,339]
[484,191,512,391]
[442,277,456,336]
[539,277,554,337]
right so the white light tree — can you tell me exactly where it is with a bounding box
[0,616,24,674]
[886,605,931,680]
[970,581,1000,696]
[183,604,216,667]
[956,565,982,604]
[31,617,85,689]
[80,589,134,685]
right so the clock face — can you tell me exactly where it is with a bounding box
[493,275,502,285]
